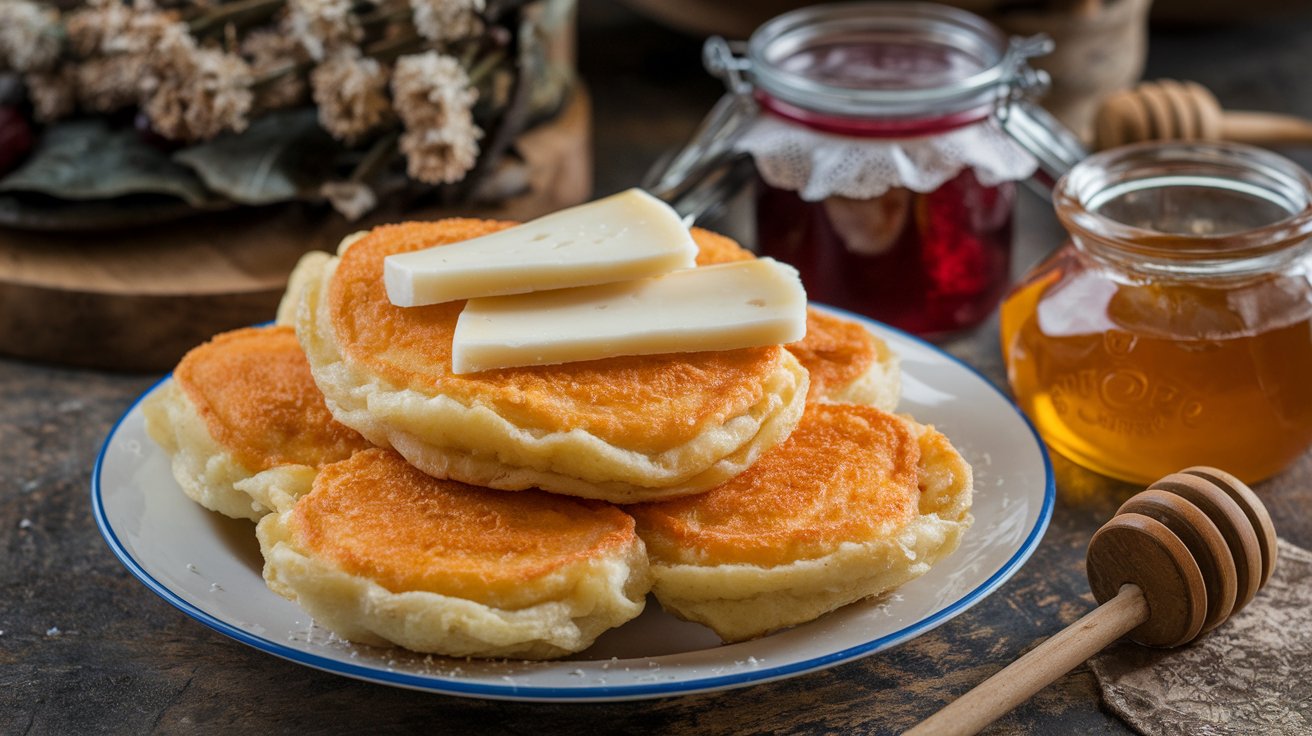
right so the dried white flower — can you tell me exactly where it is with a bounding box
[322,180,378,221]
[116,15,194,115]
[65,0,181,59]
[287,0,361,61]
[392,52,478,129]
[398,116,481,184]
[408,0,485,43]
[24,67,77,122]
[115,14,182,56]
[310,48,392,143]
[75,54,149,113]
[0,0,62,73]
[242,22,310,111]
[142,20,200,81]
[392,51,482,184]
[64,0,125,57]
[144,43,255,141]
[65,1,126,57]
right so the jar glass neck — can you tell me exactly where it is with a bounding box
[746,2,1017,121]
[1055,142,1312,277]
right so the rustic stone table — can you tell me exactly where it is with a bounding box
[4,6,1311,734]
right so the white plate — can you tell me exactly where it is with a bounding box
[93,308,1054,702]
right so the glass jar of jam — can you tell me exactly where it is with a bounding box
[1001,142,1312,484]
[648,3,1085,339]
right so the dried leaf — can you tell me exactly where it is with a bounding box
[0,119,215,206]
[173,109,339,205]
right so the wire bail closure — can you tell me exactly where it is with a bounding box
[996,35,1089,188]
[703,36,752,96]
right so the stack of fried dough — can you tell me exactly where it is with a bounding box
[145,220,974,660]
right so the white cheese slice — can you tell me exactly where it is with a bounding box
[384,188,697,306]
[451,258,807,374]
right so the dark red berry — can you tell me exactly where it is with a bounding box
[0,106,34,176]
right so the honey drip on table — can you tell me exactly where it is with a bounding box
[1001,250,1312,485]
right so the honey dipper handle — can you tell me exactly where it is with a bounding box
[904,585,1149,736]
[1221,111,1312,146]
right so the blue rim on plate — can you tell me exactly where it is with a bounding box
[91,307,1055,701]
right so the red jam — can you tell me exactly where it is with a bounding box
[752,38,1016,338]
[757,167,1015,338]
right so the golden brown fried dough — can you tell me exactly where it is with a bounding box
[295,221,809,503]
[144,326,371,520]
[257,448,650,659]
[630,403,972,642]
[789,308,900,409]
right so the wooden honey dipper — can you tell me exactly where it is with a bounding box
[1095,79,1312,150]
[907,466,1278,736]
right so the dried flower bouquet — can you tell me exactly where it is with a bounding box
[0,0,573,226]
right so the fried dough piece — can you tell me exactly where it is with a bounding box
[144,326,371,520]
[257,448,650,658]
[630,403,972,642]
[295,221,809,503]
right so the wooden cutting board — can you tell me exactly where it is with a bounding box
[0,89,592,372]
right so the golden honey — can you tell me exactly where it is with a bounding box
[1002,142,1312,484]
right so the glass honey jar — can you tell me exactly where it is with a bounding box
[1001,142,1312,484]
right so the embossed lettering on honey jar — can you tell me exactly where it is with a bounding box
[1002,142,1312,484]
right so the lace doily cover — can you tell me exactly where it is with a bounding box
[1090,538,1312,736]
[734,116,1039,202]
